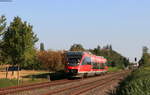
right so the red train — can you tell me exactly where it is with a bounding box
[65,51,108,77]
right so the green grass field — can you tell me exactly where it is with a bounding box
[0,78,49,88]
[0,78,19,88]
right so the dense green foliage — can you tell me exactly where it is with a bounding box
[90,45,129,69]
[115,49,150,95]
[2,17,38,68]
[70,44,85,51]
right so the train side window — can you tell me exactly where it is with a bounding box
[100,63,105,69]
[92,62,99,69]
[82,57,91,65]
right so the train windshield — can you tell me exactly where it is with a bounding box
[67,57,82,66]
[66,52,83,66]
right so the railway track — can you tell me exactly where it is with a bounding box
[0,72,114,95]
[0,79,74,95]
[71,74,124,95]
[43,71,128,95]
[0,71,129,95]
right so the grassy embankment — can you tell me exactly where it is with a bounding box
[114,64,150,95]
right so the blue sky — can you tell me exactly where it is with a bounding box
[0,0,150,61]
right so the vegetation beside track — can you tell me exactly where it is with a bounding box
[0,77,49,88]
[108,67,122,72]
[114,51,150,95]
[114,66,150,95]
[0,79,19,88]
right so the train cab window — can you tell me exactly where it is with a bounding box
[82,57,91,65]
[67,57,82,66]
[92,62,105,69]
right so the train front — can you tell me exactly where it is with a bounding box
[65,51,83,77]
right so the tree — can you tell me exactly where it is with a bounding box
[123,57,129,68]
[103,44,112,50]
[142,46,148,54]
[135,57,137,62]
[40,42,45,51]
[0,15,6,65]
[70,44,85,51]
[37,50,64,71]
[97,45,101,50]
[139,46,150,66]
[92,45,101,55]
[2,16,38,68]
[0,15,6,37]
[109,45,112,50]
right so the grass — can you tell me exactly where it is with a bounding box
[0,77,49,88]
[0,78,19,88]
[0,70,66,88]
[0,70,50,88]
[108,67,122,72]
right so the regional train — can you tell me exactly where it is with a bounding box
[65,51,108,78]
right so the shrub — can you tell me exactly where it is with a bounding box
[115,64,150,95]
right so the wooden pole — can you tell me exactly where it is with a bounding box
[6,67,8,79]
[17,65,20,86]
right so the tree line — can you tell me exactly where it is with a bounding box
[0,15,130,72]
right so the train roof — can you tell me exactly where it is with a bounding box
[66,51,96,56]
[66,51,84,56]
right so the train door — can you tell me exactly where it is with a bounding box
[79,57,91,72]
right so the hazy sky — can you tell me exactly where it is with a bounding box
[0,0,150,61]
